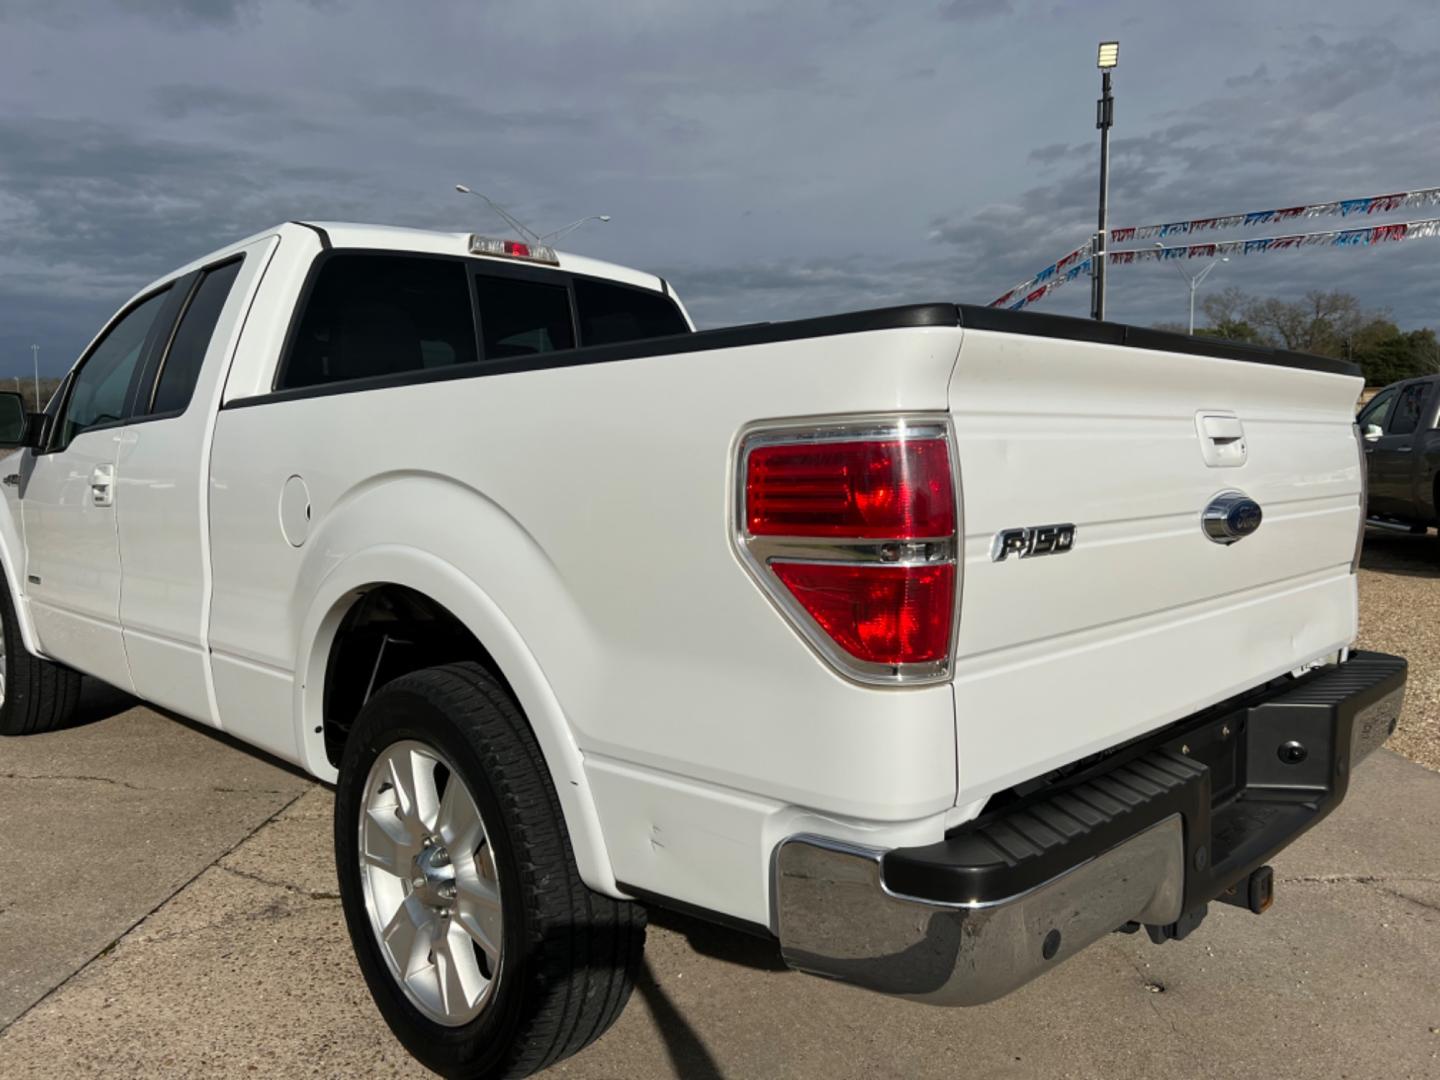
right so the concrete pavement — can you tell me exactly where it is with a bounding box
[1,529,1438,1078]
[0,714,1437,1078]
[0,686,311,1030]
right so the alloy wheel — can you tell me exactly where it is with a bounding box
[358,739,503,1026]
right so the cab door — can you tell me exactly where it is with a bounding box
[20,286,180,690]
[1364,380,1433,518]
[114,246,263,724]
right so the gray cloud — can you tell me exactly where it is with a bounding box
[939,0,1013,18]
[0,0,1435,376]
[117,0,256,24]
[352,86,595,137]
[927,26,1440,314]
[153,84,287,120]
[1028,141,1081,166]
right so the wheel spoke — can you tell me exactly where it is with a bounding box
[381,895,435,979]
[436,774,485,853]
[363,801,417,875]
[434,921,486,1016]
[455,872,503,962]
[386,747,442,831]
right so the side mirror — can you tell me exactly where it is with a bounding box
[1363,423,1383,443]
[0,392,39,450]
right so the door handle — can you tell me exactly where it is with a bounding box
[1195,412,1247,467]
[90,464,114,508]
[1396,445,1413,453]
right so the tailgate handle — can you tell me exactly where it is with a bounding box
[1196,412,1247,468]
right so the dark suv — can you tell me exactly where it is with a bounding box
[1359,376,1440,530]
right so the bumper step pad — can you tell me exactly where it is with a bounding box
[883,651,1406,911]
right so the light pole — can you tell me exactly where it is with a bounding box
[30,345,39,409]
[454,185,543,244]
[1091,41,1118,322]
[1155,243,1228,334]
[541,215,611,244]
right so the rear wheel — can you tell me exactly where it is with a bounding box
[334,662,644,1079]
[0,572,82,736]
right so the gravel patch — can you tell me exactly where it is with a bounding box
[1356,528,1440,773]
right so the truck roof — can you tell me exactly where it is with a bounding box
[142,220,670,298]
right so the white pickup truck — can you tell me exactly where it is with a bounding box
[0,222,1406,1079]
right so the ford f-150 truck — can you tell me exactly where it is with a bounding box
[0,222,1406,1079]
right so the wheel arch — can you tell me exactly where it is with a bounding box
[295,545,621,897]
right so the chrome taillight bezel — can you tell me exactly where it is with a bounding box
[731,414,963,687]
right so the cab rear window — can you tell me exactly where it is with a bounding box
[471,273,689,362]
[277,252,690,392]
[574,278,689,347]
[279,255,478,391]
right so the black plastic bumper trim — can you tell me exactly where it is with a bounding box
[883,652,1406,907]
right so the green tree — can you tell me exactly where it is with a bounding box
[1353,326,1440,386]
[1196,288,1262,343]
[1243,290,1368,355]
[1174,288,1439,386]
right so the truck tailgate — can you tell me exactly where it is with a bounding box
[948,321,1363,805]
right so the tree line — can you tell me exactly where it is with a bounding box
[1156,288,1439,387]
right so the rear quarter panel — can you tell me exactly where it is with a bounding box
[207,326,965,823]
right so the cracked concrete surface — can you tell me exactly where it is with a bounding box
[1,700,1438,1077]
[0,688,312,1028]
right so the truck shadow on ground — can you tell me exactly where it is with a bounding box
[53,677,140,731]
[634,956,725,1080]
[54,678,320,785]
[1359,528,1439,578]
[643,906,787,973]
[632,908,788,1080]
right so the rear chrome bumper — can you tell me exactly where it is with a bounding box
[775,651,1406,1006]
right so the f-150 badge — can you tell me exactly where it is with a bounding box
[992,523,1075,561]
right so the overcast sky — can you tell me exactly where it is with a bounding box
[1,0,1437,375]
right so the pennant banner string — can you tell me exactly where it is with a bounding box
[1109,186,1440,244]
[997,216,1440,312]
[989,238,1094,310]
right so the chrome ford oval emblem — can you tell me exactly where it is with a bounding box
[1202,491,1262,545]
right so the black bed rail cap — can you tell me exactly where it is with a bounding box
[956,303,1361,378]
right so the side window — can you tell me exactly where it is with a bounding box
[1387,382,1429,436]
[279,255,477,391]
[56,289,170,451]
[474,275,574,360]
[1357,387,1396,431]
[574,278,689,347]
[149,258,244,416]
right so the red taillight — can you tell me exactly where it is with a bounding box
[770,562,955,664]
[737,421,959,683]
[746,438,955,538]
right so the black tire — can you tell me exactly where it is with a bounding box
[0,570,82,736]
[334,662,645,1080]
